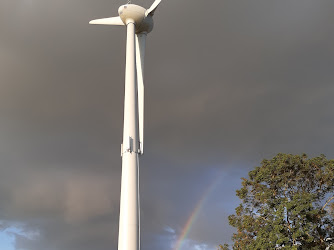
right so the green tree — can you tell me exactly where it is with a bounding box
[218,243,230,250]
[226,153,334,249]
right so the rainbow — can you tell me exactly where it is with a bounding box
[173,173,223,250]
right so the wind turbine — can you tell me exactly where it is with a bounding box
[89,1,162,249]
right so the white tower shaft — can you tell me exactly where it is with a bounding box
[89,2,162,249]
[118,21,140,250]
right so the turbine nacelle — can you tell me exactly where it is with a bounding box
[118,4,154,34]
[89,0,161,34]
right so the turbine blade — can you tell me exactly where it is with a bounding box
[136,33,147,155]
[89,16,124,26]
[145,0,162,17]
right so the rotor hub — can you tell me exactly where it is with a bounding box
[118,4,154,33]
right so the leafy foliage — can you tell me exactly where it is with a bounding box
[218,243,230,250]
[226,153,334,249]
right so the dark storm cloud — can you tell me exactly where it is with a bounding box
[1,0,334,249]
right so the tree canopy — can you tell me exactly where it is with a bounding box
[221,153,334,250]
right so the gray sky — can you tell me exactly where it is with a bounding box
[1,0,334,249]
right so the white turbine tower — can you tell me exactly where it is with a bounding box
[89,1,162,249]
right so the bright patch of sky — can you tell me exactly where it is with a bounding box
[0,224,41,250]
[0,230,15,250]
[164,226,176,234]
[176,239,216,250]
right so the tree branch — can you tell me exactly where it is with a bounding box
[322,194,334,211]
